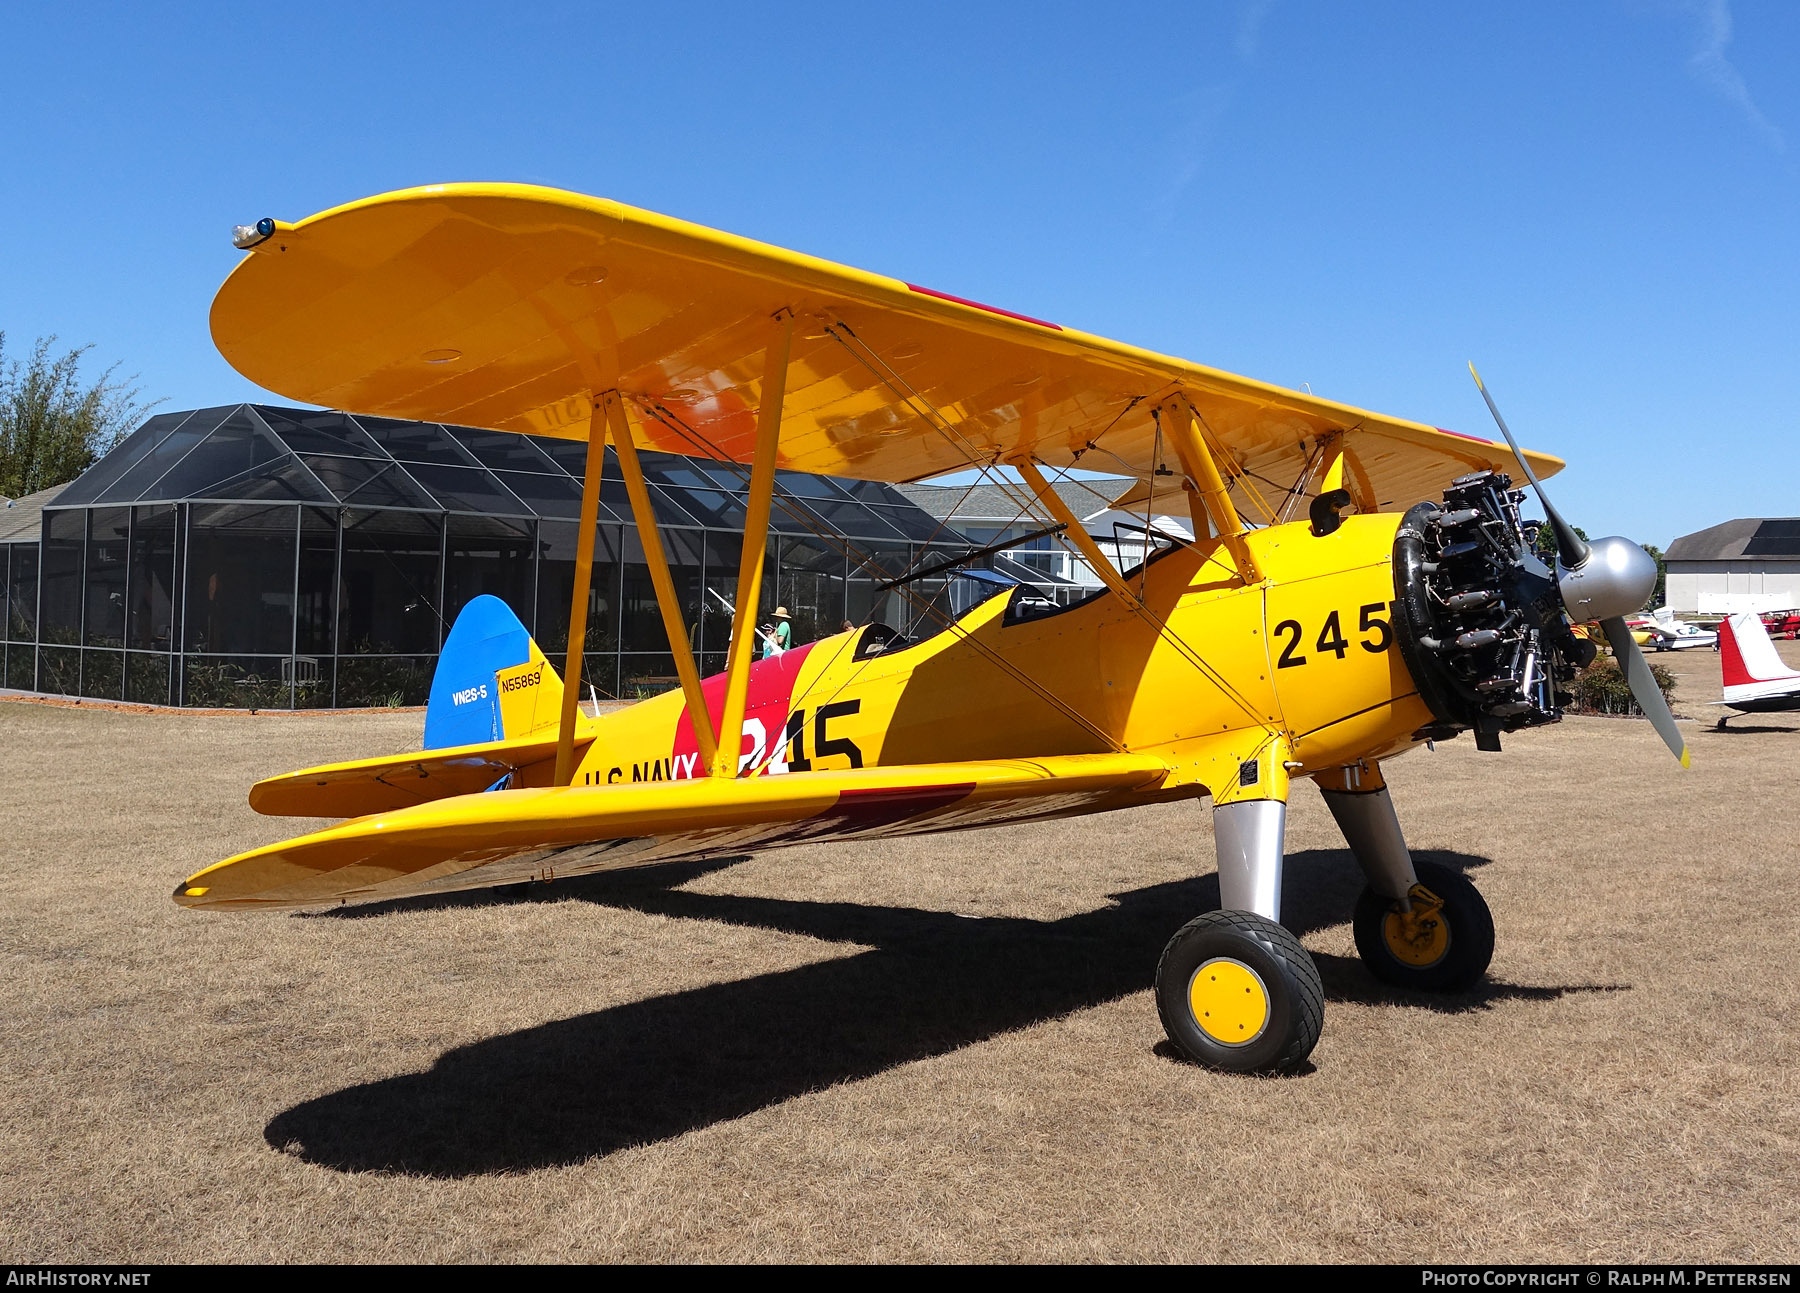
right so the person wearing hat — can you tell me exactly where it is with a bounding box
[761,607,792,658]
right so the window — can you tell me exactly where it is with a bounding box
[445,515,535,629]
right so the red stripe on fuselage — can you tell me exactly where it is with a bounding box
[669,642,816,775]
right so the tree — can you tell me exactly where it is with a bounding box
[1640,543,1668,610]
[1529,519,1589,564]
[0,333,161,499]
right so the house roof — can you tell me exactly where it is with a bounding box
[0,484,67,544]
[1667,518,1800,562]
[40,404,952,543]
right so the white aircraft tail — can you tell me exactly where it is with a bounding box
[1720,611,1800,703]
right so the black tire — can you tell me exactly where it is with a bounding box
[1352,859,1493,992]
[1155,910,1324,1074]
[492,882,533,901]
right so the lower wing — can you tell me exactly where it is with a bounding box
[176,754,1174,910]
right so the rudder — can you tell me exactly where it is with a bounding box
[423,596,565,749]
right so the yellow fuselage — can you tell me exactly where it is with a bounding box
[578,512,1432,805]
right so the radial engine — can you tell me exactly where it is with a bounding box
[1392,470,1599,751]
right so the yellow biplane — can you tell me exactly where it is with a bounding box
[176,183,1682,1074]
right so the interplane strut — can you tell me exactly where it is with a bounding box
[714,312,794,778]
[1161,395,1263,586]
[553,401,609,787]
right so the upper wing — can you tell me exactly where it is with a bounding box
[212,183,1561,514]
[176,753,1172,910]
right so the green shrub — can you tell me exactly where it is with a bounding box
[1568,656,1675,716]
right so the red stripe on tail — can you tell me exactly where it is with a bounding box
[1720,615,1755,688]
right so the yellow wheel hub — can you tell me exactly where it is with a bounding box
[1189,957,1270,1046]
[1383,885,1450,967]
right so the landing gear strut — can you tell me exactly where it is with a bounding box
[1321,776,1494,992]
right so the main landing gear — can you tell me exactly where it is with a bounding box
[1156,908,1323,1073]
[1155,767,1494,1074]
[1155,798,1324,1074]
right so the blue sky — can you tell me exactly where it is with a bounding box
[2,1,1794,546]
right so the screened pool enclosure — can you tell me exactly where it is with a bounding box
[2,404,989,708]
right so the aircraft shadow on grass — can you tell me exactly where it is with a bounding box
[269,847,1628,1177]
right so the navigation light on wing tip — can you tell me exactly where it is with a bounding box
[231,217,276,250]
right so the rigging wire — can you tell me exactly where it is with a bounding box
[817,323,1271,728]
[628,397,1127,753]
[822,323,1148,611]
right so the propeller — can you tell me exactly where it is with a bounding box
[1468,364,1688,767]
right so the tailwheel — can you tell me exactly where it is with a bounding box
[1352,858,1494,992]
[1155,910,1324,1074]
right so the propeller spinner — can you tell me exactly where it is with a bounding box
[1467,365,1688,767]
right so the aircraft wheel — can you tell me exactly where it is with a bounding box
[1352,859,1493,992]
[492,882,533,901]
[1155,910,1323,1074]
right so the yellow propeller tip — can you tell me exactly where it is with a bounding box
[1467,361,1484,387]
[1679,748,1691,769]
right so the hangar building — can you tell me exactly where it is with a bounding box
[0,404,976,708]
[1664,518,1800,615]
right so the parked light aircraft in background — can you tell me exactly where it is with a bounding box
[1713,611,1800,727]
[174,184,1684,1073]
[1759,610,1800,640]
[1627,607,1718,652]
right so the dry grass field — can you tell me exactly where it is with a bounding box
[1,642,1797,1263]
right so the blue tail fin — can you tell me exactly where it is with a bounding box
[424,596,559,749]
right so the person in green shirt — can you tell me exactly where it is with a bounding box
[763,607,792,658]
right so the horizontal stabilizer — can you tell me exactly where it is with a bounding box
[182,753,1172,910]
[247,730,591,819]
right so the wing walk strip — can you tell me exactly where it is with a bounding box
[177,754,1173,909]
